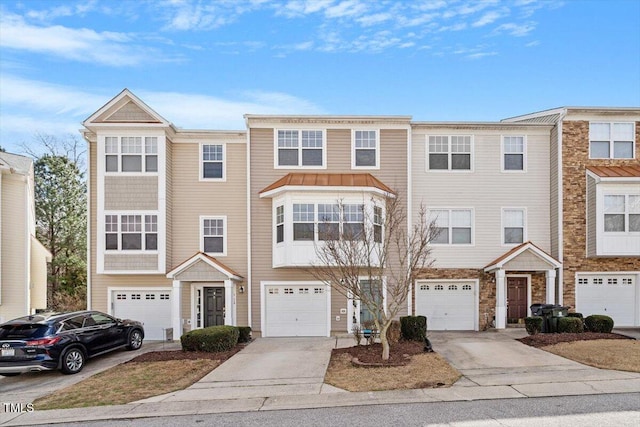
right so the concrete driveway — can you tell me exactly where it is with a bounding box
[428,329,639,390]
[0,341,179,404]
[138,337,340,403]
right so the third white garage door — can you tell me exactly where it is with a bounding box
[415,281,477,330]
[264,285,329,337]
[576,274,639,327]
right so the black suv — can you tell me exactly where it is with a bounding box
[0,310,144,376]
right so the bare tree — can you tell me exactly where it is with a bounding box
[308,193,437,360]
[21,133,86,171]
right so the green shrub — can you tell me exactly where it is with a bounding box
[400,316,427,341]
[237,326,252,343]
[181,325,239,352]
[557,317,584,333]
[386,320,401,344]
[567,312,585,331]
[585,315,614,333]
[524,317,543,335]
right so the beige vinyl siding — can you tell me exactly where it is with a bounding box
[169,139,248,325]
[104,254,158,270]
[0,175,28,321]
[181,285,191,333]
[586,175,597,257]
[104,176,158,210]
[412,126,552,268]
[549,124,559,259]
[503,251,555,270]
[249,125,410,333]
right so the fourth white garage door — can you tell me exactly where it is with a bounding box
[264,285,329,337]
[112,290,172,341]
[415,281,476,330]
[576,274,639,327]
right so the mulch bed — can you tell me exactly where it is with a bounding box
[332,340,425,365]
[518,332,632,348]
[127,343,246,363]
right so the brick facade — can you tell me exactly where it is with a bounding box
[560,120,640,308]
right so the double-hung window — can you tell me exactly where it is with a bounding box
[276,205,285,243]
[318,204,340,241]
[202,217,226,254]
[503,208,526,244]
[105,136,158,173]
[373,206,383,243]
[277,130,324,167]
[590,122,635,159]
[353,130,378,168]
[604,195,640,232]
[343,204,365,240]
[105,214,158,251]
[428,136,472,171]
[502,136,525,171]
[202,144,224,180]
[293,204,315,241]
[430,209,472,244]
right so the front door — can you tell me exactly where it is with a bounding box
[507,277,527,323]
[204,287,225,327]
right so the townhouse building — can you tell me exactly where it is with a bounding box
[82,90,639,339]
[0,152,51,323]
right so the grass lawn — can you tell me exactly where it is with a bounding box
[324,341,461,392]
[543,340,640,373]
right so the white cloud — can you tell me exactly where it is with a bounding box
[472,10,506,27]
[357,13,392,27]
[0,13,162,66]
[494,22,536,36]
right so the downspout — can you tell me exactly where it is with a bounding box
[556,110,566,305]
[245,123,252,329]
[406,123,413,316]
[85,134,92,310]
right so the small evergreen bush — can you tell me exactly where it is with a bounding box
[585,315,614,333]
[557,317,584,333]
[237,326,252,343]
[181,325,239,352]
[567,312,585,331]
[524,317,543,335]
[400,315,427,341]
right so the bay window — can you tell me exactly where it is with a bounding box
[604,195,640,232]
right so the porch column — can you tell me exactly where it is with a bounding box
[172,280,182,340]
[546,269,556,304]
[495,269,507,329]
[224,280,233,326]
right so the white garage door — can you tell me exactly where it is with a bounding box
[264,285,329,337]
[112,290,172,340]
[415,281,476,330]
[576,274,638,327]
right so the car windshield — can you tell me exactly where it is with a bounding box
[0,324,54,339]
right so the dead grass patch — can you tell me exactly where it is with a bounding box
[33,359,219,410]
[542,339,640,373]
[324,342,460,392]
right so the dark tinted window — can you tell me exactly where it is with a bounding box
[61,316,85,331]
[0,324,53,339]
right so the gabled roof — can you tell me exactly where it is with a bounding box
[83,88,171,127]
[484,241,561,272]
[259,173,395,198]
[587,165,640,181]
[0,152,32,175]
[166,252,243,281]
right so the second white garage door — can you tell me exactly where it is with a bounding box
[112,290,172,340]
[576,274,638,327]
[415,281,476,330]
[264,285,329,337]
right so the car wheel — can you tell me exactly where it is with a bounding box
[126,329,143,351]
[60,347,85,375]
[0,373,20,377]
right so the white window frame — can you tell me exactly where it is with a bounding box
[274,129,326,169]
[426,135,474,172]
[200,215,227,256]
[501,135,527,173]
[104,213,158,252]
[105,136,158,174]
[501,207,527,246]
[428,208,474,246]
[199,143,226,182]
[589,122,636,159]
[603,194,640,234]
[351,130,380,169]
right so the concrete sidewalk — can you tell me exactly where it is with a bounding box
[2,331,639,426]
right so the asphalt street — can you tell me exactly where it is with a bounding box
[33,393,640,427]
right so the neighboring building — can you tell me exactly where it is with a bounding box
[0,152,52,323]
[82,90,639,338]
[505,108,640,327]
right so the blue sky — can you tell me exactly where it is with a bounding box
[1,0,639,155]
